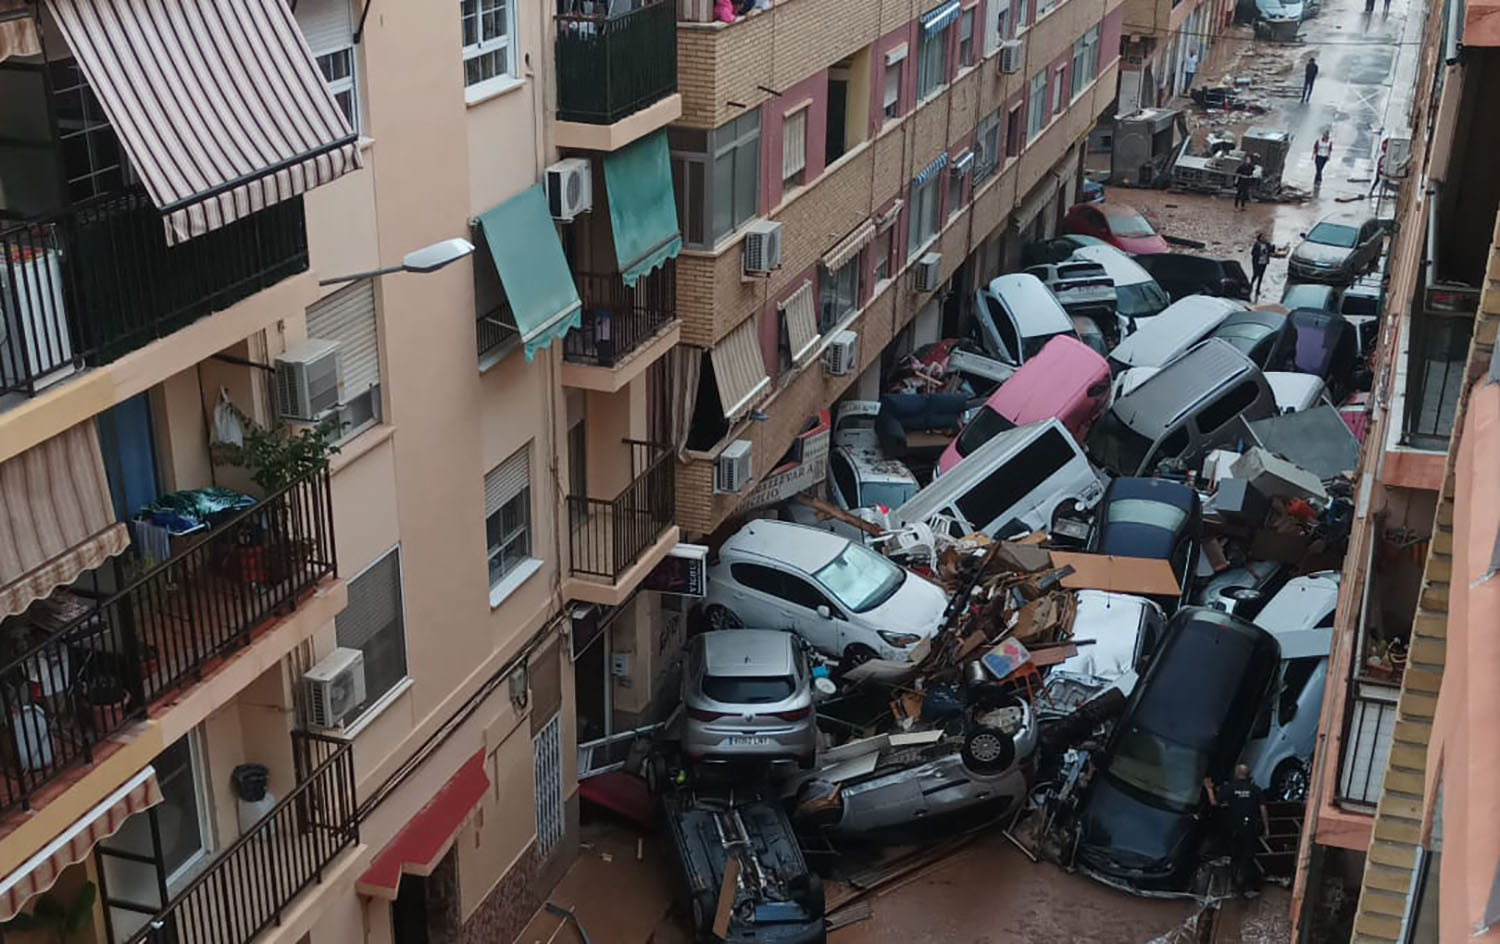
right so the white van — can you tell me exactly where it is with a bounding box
[972,273,1078,368]
[1266,372,1334,414]
[1105,295,1246,373]
[891,419,1104,539]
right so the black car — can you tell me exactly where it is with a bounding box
[1134,253,1252,302]
[1288,309,1362,401]
[1089,477,1201,611]
[1075,607,1282,892]
[1207,308,1296,370]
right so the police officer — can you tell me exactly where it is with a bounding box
[1203,765,1269,898]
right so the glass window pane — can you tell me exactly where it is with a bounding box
[735,139,759,227]
[712,151,734,239]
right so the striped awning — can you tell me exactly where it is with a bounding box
[779,282,819,365]
[711,319,770,421]
[44,0,361,245]
[0,767,161,921]
[0,420,130,621]
[877,199,903,231]
[914,154,949,186]
[822,220,876,272]
[921,0,962,34]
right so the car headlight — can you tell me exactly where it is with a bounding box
[878,631,922,648]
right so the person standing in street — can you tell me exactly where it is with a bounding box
[1302,56,1319,102]
[1250,233,1273,300]
[1234,155,1256,210]
[1184,49,1199,92]
[1313,129,1333,186]
[1204,765,1270,899]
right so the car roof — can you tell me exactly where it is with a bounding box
[1107,295,1244,367]
[1098,203,1147,220]
[835,444,918,485]
[1217,308,1286,329]
[1111,339,1259,432]
[1056,590,1159,677]
[1068,244,1156,287]
[1281,283,1338,306]
[987,335,1111,419]
[1254,572,1339,656]
[700,630,797,676]
[1266,371,1326,408]
[988,273,1073,335]
[721,519,847,573]
[1105,476,1197,510]
[893,418,1074,525]
[1314,212,1372,226]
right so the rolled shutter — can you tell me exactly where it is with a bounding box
[485,447,532,517]
[307,280,380,397]
[293,0,354,54]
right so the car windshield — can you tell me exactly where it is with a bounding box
[1116,281,1172,319]
[813,543,906,613]
[1022,329,1071,361]
[1213,323,1275,354]
[1307,222,1359,248]
[1086,412,1154,476]
[702,674,795,704]
[860,480,918,509]
[956,407,1018,457]
[1106,725,1210,810]
[1107,498,1189,532]
[1108,213,1157,238]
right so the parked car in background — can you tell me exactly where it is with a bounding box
[937,336,1112,476]
[1062,202,1172,255]
[1266,372,1332,414]
[1081,178,1106,203]
[1338,275,1382,318]
[1288,213,1384,284]
[1022,233,1113,266]
[1288,308,1363,401]
[1076,607,1282,891]
[1281,282,1342,311]
[1089,478,1202,611]
[1069,244,1174,324]
[973,273,1079,367]
[703,520,946,664]
[1207,307,1296,369]
[681,631,818,768]
[1106,295,1246,373]
[1134,253,1252,302]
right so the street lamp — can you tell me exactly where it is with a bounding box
[317,238,476,286]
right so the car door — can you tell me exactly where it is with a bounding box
[828,450,860,509]
[1357,222,1380,270]
[726,562,795,629]
[778,572,847,654]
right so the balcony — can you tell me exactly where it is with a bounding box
[0,189,308,399]
[566,442,677,602]
[1336,682,1400,809]
[561,266,679,389]
[555,0,679,142]
[0,467,335,817]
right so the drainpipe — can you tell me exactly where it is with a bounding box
[1444,0,1464,65]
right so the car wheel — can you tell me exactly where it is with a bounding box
[1271,757,1310,801]
[690,895,718,942]
[841,644,879,670]
[645,753,669,797]
[704,604,742,631]
[789,872,825,918]
[961,726,1016,774]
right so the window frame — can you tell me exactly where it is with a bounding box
[958,7,976,68]
[908,174,942,256]
[782,106,809,187]
[670,112,762,249]
[336,546,412,723]
[916,24,951,100]
[1027,71,1047,140]
[315,47,360,132]
[882,55,905,121]
[974,110,1003,181]
[485,447,535,589]
[873,227,893,283]
[819,256,862,333]
[461,0,519,100]
[1051,66,1065,117]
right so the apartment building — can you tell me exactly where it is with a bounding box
[0,0,688,943]
[1288,0,1500,939]
[1116,0,1230,112]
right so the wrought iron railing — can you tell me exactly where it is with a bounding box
[0,189,308,397]
[0,467,335,815]
[1336,684,1400,809]
[556,0,677,124]
[122,732,357,944]
[566,441,675,580]
[476,301,519,365]
[564,265,677,368]
[1401,310,1474,448]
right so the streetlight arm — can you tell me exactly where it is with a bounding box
[316,238,475,286]
[317,264,408,286]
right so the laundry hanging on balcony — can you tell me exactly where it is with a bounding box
[602,131,683,287]
[43,0,361,244]
[0,419,131,621]
[476,185,584,361]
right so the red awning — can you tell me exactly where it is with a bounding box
[357,750,489,900]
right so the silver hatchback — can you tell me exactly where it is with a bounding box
[682,630,817,767]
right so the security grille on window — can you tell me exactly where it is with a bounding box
[974,110,1002,181]
[534,713,565,856]
[461,0,516,91]
[1027,72,1047,139]
[882,52,905,120]
[668,111,761,249]
[782,108,808,185]
[296,0,359,131]
[485,446,533,586]
[336,547,409,716]
[306,280,381,442]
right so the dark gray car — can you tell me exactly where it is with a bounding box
[1288,214,1384,284]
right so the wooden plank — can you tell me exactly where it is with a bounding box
[713,855,742,939]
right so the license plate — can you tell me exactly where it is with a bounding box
[725,736,774,747]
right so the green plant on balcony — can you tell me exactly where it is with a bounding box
[1,882,97,943]
[214,404,341,493]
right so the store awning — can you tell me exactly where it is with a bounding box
[0,420,130,621]
[43,0,361,245]
[780,281,819,365]
[0,766,161,921]
[711,318,770,420]
[603,131,683,287]
[476,186,583,362]
[357,751,489,900]
[822,220,876,272]
[921,0,962,34]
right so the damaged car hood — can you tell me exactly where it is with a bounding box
[1292,241,1351,268]
[1077,777,1201,887]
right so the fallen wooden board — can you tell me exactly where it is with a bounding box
[825,899,873,932]
[713,856,742,939]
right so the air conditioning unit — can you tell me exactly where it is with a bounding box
[714,440,753,494]
[545,157,593,221]
[999,40,1023,74]
[678,0,713,20]
[914,252,942,292]
[275,338,343,421]
[303,647,367,730]
[742,220,783,275]
[823,330,858,375]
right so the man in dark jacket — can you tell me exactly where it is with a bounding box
[1205,765,1270,898]
[1250,233,1273,299]
[1302,56,1319,102]
[1234,157,1257,211]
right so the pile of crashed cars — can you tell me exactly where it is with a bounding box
[642,217,1378,941]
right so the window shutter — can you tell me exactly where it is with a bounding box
[485,446,531,517]
[782,109,807,179]
[336,547,406,708]
[780,282,819,364]
[307,280,380,397]
[294,0,354,54]
[883,64,901,110]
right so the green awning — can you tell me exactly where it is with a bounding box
[603,131,683,287]
[477,185,582,361]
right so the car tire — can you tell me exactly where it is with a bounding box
[841,644,878,672]
[790,871,826,919]
[704,604,743,631]
[645,753,669,797]
[690,895,719,942]
[1271,757,1310,801]
[961,726,1016,774]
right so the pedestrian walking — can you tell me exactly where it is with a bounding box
[1234,156,1256,210]
[1313,129,1333,185]
[1302,56,1319,102]
[1250,233,1272,300]
[1184,49,1199,92]
[1204,766,1270,899]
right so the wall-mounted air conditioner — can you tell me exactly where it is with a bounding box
[303,647,367,730]
[275,338,343,421]
[742,220,783,275]
[823,331,857,375]
[914,252,942,292]
[999,40,1023,74]
[545,157,593,221]
[714,440,753,494]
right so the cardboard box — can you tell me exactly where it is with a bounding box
[1048,551,1182,597]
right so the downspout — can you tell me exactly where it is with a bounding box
[1444,0,1463,65]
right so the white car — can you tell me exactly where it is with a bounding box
[973,273,1079,367]
[1266,371,1333,414]
[1039,591,1166,716]
[703,520,946,663]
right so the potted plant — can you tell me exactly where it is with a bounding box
[77,656,131,735]
[1,882,96,943]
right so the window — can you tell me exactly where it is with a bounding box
[781,574,840,614]
[873,227,893,282]
[1071,26,1100,96]
[953,428,1076,530]
[669,112,761,248]
[917,24,950,99]
[45,59,127,203]
[307,280,381,443]
[485,445,533,586]
[1197,381,1262,432]
[461,0,517,93]
[338,547,409,715]
[1051,68,1065,116]
[297,0,360,130]
[1016,0,1029,30]
[908,174,941,255]
[1036,0,1056,17]
[819,258,861,332]
[947,162,967,219]
[985,0,1010,51]
[1027,72,1047,139]
[101,732,211,897]
[731,562,785,595]
[813,544,904,612]
[782,107,808,186]
[883,54,905,120]
[974,110,1003,181]
[1006,105,1023,158]
[830,452,859,506]
[958,8,976,67]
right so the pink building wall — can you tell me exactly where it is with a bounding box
[1100,6,1124,71]
[762,70,831,209]
[869,22,919,140]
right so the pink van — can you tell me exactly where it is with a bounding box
[937,335,1112,476]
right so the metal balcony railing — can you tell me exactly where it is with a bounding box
[1336,683,1400,809]
[566,441,675,580]
[1401,310,1474,448]
[0,189,308,398]
[0,467,335,816]
[564,265,676,368]
[556,0,677,124]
